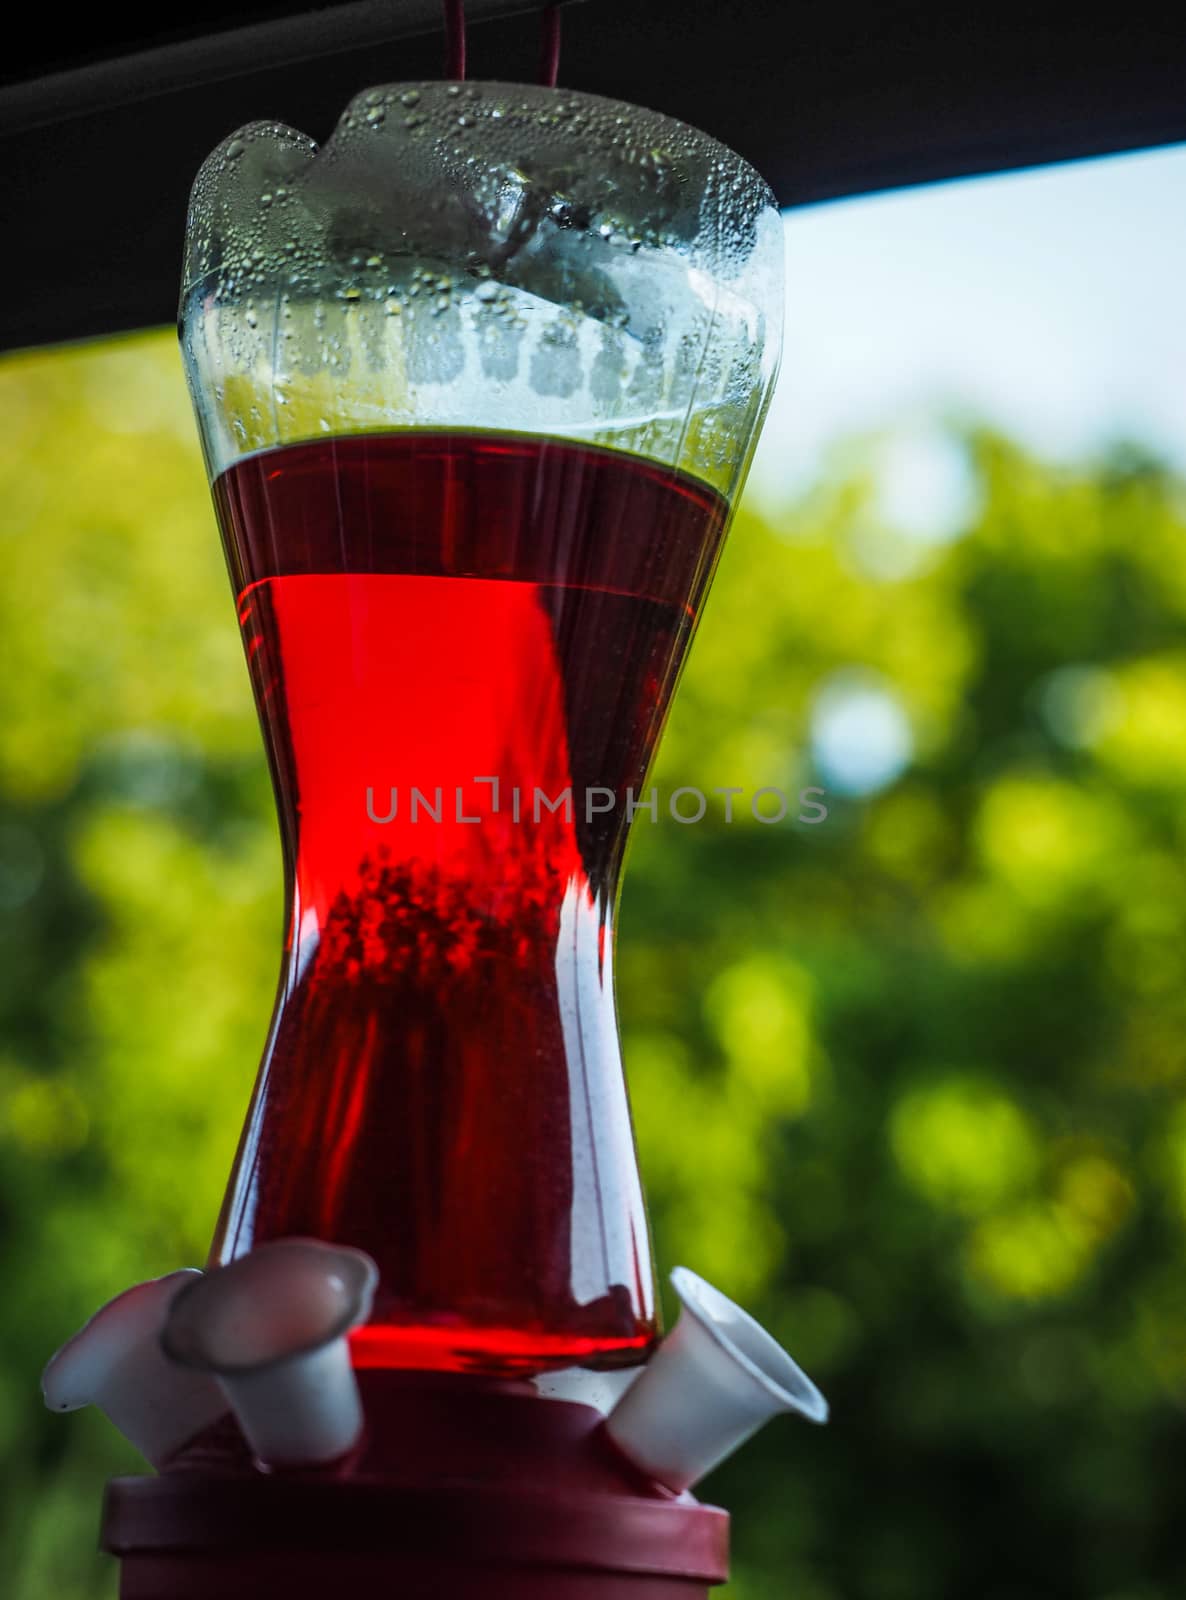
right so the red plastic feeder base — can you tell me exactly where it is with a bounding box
[101,1374,729,1600]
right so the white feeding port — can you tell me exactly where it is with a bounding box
[42,1269,228,1468]
[605,1267,827,1493]
[161,1238,377,1468]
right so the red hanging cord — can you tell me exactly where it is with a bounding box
[442,0,467,79]
[539,4,562,88]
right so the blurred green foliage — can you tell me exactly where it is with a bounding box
[3,330,1186,1599]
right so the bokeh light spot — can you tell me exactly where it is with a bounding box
[890,1076,1040,1216]
[810,672,913,796]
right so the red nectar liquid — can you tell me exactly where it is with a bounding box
[210,431,729,1374]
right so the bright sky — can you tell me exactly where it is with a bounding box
[745,140,1186,794]
[750,141,1186,506]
